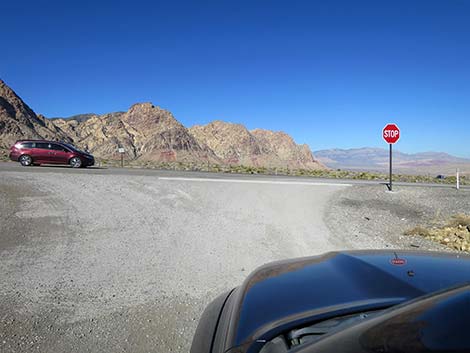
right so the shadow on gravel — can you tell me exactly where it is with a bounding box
[340,198,425,220]
[37,165,108,170]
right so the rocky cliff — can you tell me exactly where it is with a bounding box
[251,129,325,169]
[189,121,325,169]
[0,79,325,170]
[52,103,218,163]
[0,80,70,149]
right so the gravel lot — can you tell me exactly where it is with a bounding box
[1,167,468,353]
[1,169,347,353]
[325,184,470,252]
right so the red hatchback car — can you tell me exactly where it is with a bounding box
[9,140,95,168]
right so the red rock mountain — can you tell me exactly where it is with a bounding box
[189,121,325,169]
[0,80,325,169]
[0,79,69,149]
[52,103,218,163]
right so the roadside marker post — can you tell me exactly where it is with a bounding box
[382,123,400,191]
[118,147,125,168]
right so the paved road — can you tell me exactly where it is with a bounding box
[0,161,466,189]
[1,163,352,353]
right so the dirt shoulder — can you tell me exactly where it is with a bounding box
[324,184,470,252]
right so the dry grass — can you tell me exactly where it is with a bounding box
[446,214,470,228]
[404,226,432,237]
[0,148,9,161]
[405,214,470,252]
[89,159,470,185]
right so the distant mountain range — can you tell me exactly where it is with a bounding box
[0,79,325,170]
[315,148,470,175]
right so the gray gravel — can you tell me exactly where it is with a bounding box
[325,184,470,251]
[0,170,347,353]
[1,167,468,353]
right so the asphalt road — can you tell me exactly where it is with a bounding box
[0,161,466,189]
[0,163,354,353]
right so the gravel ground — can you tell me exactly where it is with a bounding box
[1,168,468,353]
[0,170,346,353]
[325,184,470,252]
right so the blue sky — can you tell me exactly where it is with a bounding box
[1,0,469,157]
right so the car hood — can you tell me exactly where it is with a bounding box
[226,250,470,349]
[299,282,470,353]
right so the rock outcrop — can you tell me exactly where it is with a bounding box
[189,121,262,166]
[189,121,325,169]
[52,103,219,163]
[0,79,325,170]
[251,129,326,169]
[0,80,69,149]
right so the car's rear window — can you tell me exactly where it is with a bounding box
[19,142,34,148]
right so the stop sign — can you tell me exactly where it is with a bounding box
[383,123,400,144]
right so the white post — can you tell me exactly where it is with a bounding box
[456,168,460,190]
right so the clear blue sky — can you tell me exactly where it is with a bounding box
[1,0,469,157]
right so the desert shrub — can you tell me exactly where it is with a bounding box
[404,226,432,237]
[447,214,470,228]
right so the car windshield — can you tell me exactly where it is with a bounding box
[63,143,85,153]
[259,309,386,353]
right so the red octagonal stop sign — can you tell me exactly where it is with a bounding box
[383,123,400,144]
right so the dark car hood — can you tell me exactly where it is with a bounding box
[300,282,470,353]
[227,250,470,349]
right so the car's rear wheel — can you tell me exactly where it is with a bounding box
[19,154,33,166]
[69,157,82,168]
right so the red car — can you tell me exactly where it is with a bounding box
[9,140,95,168]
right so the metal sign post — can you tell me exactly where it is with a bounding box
[382,123,400,191]
[389,143,392,191]
[118,147,125,168]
